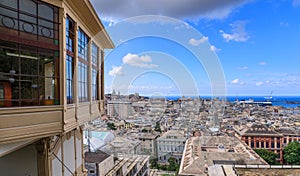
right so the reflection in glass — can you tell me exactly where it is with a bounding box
[0,41,59,107]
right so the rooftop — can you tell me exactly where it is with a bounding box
[84,151,110,163]
[237,123,283,137]
[178,136,267,176]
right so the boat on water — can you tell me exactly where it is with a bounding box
[237,99,272,106]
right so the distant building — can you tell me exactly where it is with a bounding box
[148,98,167,113]
[85,151,114,176]
[275,127,300,147]
[107,100,133,119]
[236,123,284,163]
[138,133,160,157]
[178,136,267,176]
[156,130,187,164]
[85,151,150,176]
[100,136,141,156]
[106,154,150,176]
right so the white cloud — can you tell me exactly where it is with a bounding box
[258,61,267,66]
[293,0,300,7]
[188,36,208,46]
[240,81,245,85]
[109,66,124,76]
[108,53,158,77]
[91,0,249,22]
[210,45,221,52]
[239,66,248,70]
[231,78,239,84]
[280,22,289,27]
[122,53,158,68]
[256,81,263,86]
[220,21,250,42]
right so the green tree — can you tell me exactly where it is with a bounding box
[154,122,162,132]
[167,157,180,172]
[254,149,279,165]
[107,122,116,130]
[284,141,300,165]
[150,158,159,169]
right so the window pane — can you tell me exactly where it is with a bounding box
[38,19,54,38]
[0,7,18,30]
[0,44,59,107]
[78,61,88,102]
[38,4,53,20]
[66,54,73,104]
[92,43,98,65]
[19,0,37,15]
[20,47,38,75]
[78,28,88,60]
[1,0,18,9]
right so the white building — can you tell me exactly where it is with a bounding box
[156,130,187,164]
[107,100,133,119]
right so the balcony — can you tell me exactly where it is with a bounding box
[63,100,102,132]
[0,105,63,144]
[0,99,104,144]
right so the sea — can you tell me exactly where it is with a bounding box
[164,96,300,108]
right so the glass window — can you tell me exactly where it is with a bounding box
[92,43,98,65]
[100,50,104,100]
[19,0,37,15]
[77,28,89,102]
[78,29,88,60]
[0,0,58,40]
[1,0,18,9]
[38,4,53,20]
[66,16,74,104]
[66,17,74,52]
[0,40,59,107]
[66,55,73,104]
[0,0,60,61]
[78,62,88,102]
[92,69,97,101]
[91,43,99,101]
[251,141,254,148]
[0,84,4,99]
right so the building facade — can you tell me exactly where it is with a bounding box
[85,151,114,176]
[138,133,160,157]
[84,152,150,176]
[0,0,113,175]
[107,100,133,119]
[237,123,284,163]
[156,130,187,164]
[106,154,150,176]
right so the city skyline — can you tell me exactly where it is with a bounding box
[91,0,300,96]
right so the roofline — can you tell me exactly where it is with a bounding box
[85,0,114,49]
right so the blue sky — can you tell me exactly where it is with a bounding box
[91,0,300,96]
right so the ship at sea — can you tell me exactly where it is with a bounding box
[235,92,273,106]
[236,98,272,106]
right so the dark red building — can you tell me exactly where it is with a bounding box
[238,123,284,163]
